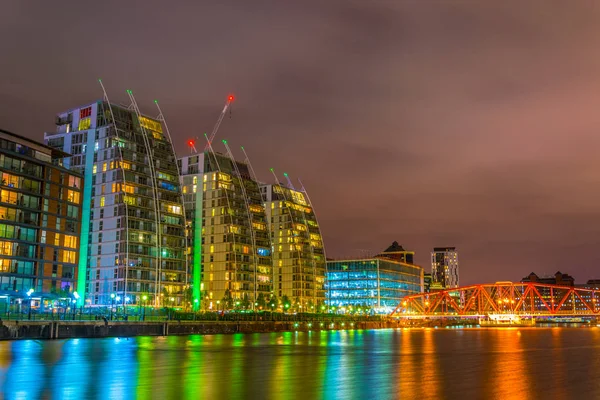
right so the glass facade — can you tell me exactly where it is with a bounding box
[326,258,423,310]
[263,183,326,308]
[179,152,272,307]
[0,129,83,300]
[45,101,187,307]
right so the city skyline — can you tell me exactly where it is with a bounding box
[3,2,600,284]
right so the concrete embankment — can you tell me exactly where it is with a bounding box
[0,319,404,340]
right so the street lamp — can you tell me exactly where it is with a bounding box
[27,289,34,320]
[124,296,130,317]
[142,295,148,321]
[110,293,116,320]
[116,295,121,319]
[71,299,77,320]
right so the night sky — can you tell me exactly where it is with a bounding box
[2,2,600,284]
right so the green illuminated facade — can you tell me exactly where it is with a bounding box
[179,151,272,308]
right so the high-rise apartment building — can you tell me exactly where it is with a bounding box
[0,129,83,303]
[179,151,272,308]
[431,247,459,289]
[262,183,326,307]
[44,100,187,307]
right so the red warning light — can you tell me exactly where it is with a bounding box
[187,139,195,148]
[228,95,235,102]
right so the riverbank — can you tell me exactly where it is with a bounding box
[0,319,404,340]
[3,318,594,340]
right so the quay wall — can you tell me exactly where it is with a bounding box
[0,320,405,340]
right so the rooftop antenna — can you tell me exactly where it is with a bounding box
[283,172,296,190]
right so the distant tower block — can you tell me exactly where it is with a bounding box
[431,247,459,289]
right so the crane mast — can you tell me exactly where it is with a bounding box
[203,95,234,151]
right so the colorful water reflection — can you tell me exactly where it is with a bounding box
[0,328,599,399]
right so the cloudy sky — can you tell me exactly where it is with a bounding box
[2,1,600,284]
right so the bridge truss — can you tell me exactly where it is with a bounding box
[391,282,600,318]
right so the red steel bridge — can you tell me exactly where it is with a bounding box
[391,282,600,320]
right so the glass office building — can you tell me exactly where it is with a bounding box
[326,244,423,311]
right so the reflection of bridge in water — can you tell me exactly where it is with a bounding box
[391,282,600,322]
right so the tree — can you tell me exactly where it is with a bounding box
[222,289,234,310]
[242,293,250,310]
[256,293,266,310]
[201,290,210,311]
[306,299,315,313]
[183,286,193,311]
[269,294,279,310]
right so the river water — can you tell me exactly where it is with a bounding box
[0,327,599,399]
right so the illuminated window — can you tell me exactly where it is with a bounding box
[210,245,214,253]
[78,117,91,131]
[102,163,107,172]
[92,165,97,174]
[0,190,18,204]
[243,246,249,254]
[68,176,81,188]
[182,186,187,194]
[100,197,105,207]
[64,235,78,248]
[110,161,114,169]
[1,173,19,188]
[168,205,181,214]
[67,190,80,203]
[138,116,163,133]
[101,185,105,195]
[55,233,61,246]
[0,241,12,256]
[63,250,77,264]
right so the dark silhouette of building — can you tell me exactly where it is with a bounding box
[376,241,415,264]
[521,271,575,286]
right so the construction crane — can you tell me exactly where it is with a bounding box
[185,95,235,153]
[203,94,234,151]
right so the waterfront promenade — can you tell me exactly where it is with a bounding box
[0,310,404,340]
[0,318,400,340]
